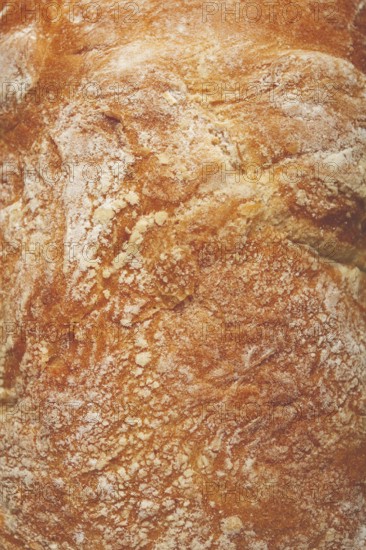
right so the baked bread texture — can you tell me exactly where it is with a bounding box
[1,1,366,548]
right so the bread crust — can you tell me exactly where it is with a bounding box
[1,1,366,548]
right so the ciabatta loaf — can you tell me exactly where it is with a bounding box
[1,1,366,548]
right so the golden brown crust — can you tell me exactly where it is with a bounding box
[1,1,366,548]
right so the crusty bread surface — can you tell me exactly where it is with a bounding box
[0,1,366,548]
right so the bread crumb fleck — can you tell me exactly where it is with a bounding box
[93,206,115,224]
[154,211,168,226]
[157,153,170,165]
[125,191,139,206]
[221,516,244,534]
[135,352,151,366]
[163,91,177,105]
